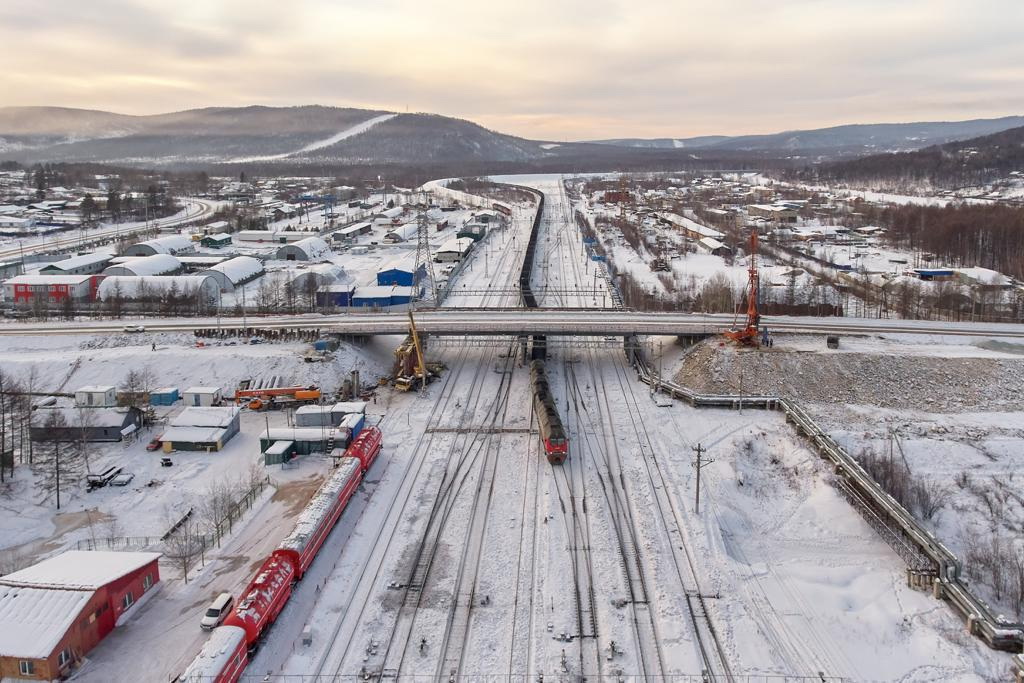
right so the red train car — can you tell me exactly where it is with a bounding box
[222,553,295,646]
[275,457,361,578]
[347,426,382,473]
[178,625,247,683]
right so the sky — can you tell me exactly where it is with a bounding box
[1,0,1023,141]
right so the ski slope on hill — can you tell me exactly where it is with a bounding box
[230,113,397,162]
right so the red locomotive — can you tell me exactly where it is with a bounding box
[179,426,383,682]
[530,360,568,464]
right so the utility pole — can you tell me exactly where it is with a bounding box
[692,443,713,514]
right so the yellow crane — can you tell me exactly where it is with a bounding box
[394,309,430,391]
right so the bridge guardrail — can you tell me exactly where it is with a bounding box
[626,337,1024,657]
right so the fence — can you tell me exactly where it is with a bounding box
[625,335,1024,657]
[209,475,274,546]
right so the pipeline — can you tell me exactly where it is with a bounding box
[625,334,1024,658]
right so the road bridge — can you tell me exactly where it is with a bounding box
[3,309,1024,338]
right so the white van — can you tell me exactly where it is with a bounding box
[200,592,233,630]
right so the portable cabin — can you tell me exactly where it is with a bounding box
[149,387,179,406]
[181,386,222,407]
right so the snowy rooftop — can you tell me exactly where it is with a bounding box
[160,426,228,443]
[0,584,93,659]
[41,252,112,271]
[170,406,240,428]
[5,274,94,285]
[0,550,161,591]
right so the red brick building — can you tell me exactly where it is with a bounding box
[0,550,161,680]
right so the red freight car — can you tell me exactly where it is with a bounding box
[222,553,295,646]
[346,426,382,473]
[178,625,247,683]
[275,457,361,578]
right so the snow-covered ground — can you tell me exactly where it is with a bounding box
[2,174,1019,681]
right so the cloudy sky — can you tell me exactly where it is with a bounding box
[1,0,1022,141]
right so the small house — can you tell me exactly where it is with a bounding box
[30,406,142,443]
[75,386,117,408]
[160,406,241,452]
[200,233,232,249]
[181,386,222,407]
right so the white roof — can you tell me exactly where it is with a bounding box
[130,234,192,254]
[97,275,214,300]
[659,213,725,239]
[354,285,400,299]
[264,440,294,454]
[160,426,228,443]
[76,385,115,393]
[699,237,727,250]
[340,412,364,429]
[0,585,93,658]
[260,427,347,442]
[204,256,264,284]
[0,550,161,591]
[331,401,367,414]
[436,237,474,254]
[284,236,331,260]
[5,274,94,286]
[104,253,181,276]
[41,252,111,271]
[384,223,419,241]
[183,386,221,394]
[171,406,240,428]
[31,407,132,429]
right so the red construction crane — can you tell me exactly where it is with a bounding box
[725,230,760,345]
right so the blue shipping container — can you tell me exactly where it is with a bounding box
[150,387,179,406]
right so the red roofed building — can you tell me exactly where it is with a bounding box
[0,550,161,680]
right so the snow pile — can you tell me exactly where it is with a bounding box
[675,335,1024,411]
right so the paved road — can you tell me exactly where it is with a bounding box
[2,309,1023,338]
[0,198,217,261]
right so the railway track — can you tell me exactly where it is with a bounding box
[550,363,602,677]
[607,349,735,680]
[565,356,668,680]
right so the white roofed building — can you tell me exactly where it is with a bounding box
[276,236,332,262]
[199,256,264,292]
[0,550,161,680]
[102,254,182,277]
[123,234,195,257]
[97,275,219,304]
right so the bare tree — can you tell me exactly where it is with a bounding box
[31,411,84,509]
[162,505,205,584]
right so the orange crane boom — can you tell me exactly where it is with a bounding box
[725,230,760,345]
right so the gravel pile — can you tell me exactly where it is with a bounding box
[674,340,1024,412]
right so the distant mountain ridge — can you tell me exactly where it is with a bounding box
[2,105,1022,170]
[590,116,1024,156]
[813,124,1024,186]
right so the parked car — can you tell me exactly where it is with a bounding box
[146,438,162,451]
[200,592,234,630]
[123,324,146,333]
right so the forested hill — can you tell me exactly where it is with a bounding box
[812,125,1024,187]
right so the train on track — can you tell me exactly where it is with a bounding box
[178,426,383,683]
[519,188,569,465]
[530,359,568,463]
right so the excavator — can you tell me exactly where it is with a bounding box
[725,230,761,346]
